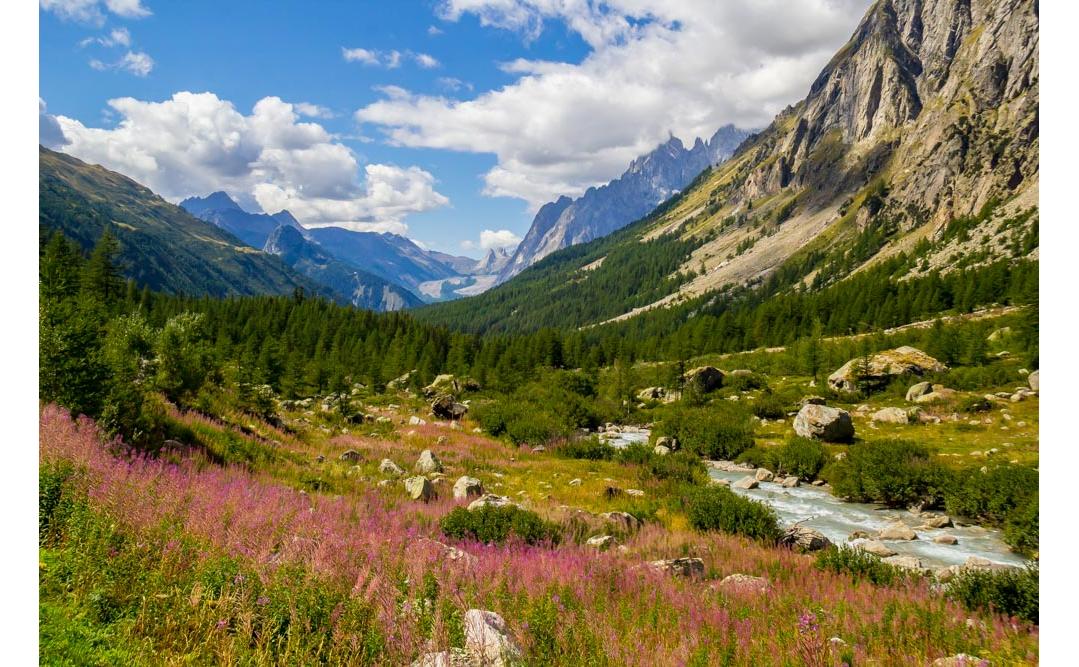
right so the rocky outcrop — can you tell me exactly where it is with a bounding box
[793,404,855,442]
[828,347,946,393]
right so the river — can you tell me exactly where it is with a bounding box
[601,428,1028,569]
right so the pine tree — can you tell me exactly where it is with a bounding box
[81,227,124,304]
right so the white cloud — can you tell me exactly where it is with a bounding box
[88,49,153,76]
[41,0,150,24]
[427,25,444,36]
[47,92,450,233]
[39,99,69,149]
[294,102,335,119]
[80,27,131,47]
[342,47,379,64]
[357,0,872,207]
[436,77,472,92]
[479,229,522,250]
[414,53,440,69]
[343,46,442,70]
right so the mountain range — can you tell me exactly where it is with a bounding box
[497,124,751,282]
[418,0,1039,333]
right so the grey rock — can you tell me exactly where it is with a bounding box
[793,404,854,442]
[453,476,485,500]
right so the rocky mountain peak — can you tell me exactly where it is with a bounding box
[179,191,241,216]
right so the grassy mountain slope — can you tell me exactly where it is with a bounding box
[418,0,1038,334]
[39,146,320,298]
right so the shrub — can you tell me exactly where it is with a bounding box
[735,446,778,470]
[958,396,992,413]
[643,452,708,485]
[555,437,614,461]
[1004,493,1039,556]
[725,372,766,392]
[814,545,911,586]
[440,506,561,546]
[751,393,787,420]
[944,465,1038,525]
[684,486,781,542]
[946,564,1038,624]
[826,439,950,507]
[653,404,754,460]
[775,437,829,480]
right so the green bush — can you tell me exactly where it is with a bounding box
[725,372,765,392]
[943,465,1038,555]
[946,564,1038,624]
[751,393,787,420]
[735,446,778,470]
[555,438,615,461]
[775,437,829,480]
[643,452,708,485]
[826,439,949,507]
[1004,493,1039,556]
[958,396,992,413]
[653,404,754,460]
[440,505,562,546]
[814,545,911,586]
[684,486,781,542]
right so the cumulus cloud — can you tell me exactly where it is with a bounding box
[49,92,449,233]
[80,27,131,47]
[357,0,872,207]
[39,99,69,149]
[41,0,150,24]
[414,53,440,68]
[479,229,522,250]
[294,102,335,119]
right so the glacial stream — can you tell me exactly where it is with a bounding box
[602,429,1028,569]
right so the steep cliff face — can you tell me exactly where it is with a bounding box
[498,125,751,281]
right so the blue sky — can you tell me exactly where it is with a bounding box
[39,0,870,257]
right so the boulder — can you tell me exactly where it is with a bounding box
[859,540,897,557]
[684,366,724,393]
[793,404,854,442]
[733,476,759,490]
[871,407,911,424]
[625,489,645,497]
[636,386,667,401]
[414,450,444,474]
[913,386,958,403]
[883,555,926,572]
[404,476,434,502]
[601,511,642,533]
[586,535,618,551]
[715,573,771,596]
[431,394,468,420]
[647,557,705,578]
[655,436,677,451]
[463,609,522,667]
[379,458,405,475]
[906,381,934,402]
[408,415,427,426]
[920,514,953,529]
[467,494,514,511]
[423,374,460,397]
[781,476,800,488]
[932,655,986,667]
[933,535,959,545]
[453,476,485,500]
[828,346,946,393]
[800,396,827,407]
[755,468,774,482]
[878,522,918,541]
[779,525,832,552]
[339,449,362,462]
[1028,370,1039,391]
[653,445,671,456]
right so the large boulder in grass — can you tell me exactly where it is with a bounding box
[871,407,911,424]
[379,458,405,476]
[684,366,724,393]
[414,449,444,474]
[912,386,958,404]
[404,476,434,502]
[453,476,485,500]
[828,346,946,393]
[467,494,515,511]
[779,525,832,552]
[431,394,468,420]
[715,573,771,596]
[1028,370,1039,391]
[793,404,854,442]
[601,511,642,533]
[646,557,705,578]
[463,609,523,667]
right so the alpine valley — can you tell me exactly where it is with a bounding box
[37,0,1042,665]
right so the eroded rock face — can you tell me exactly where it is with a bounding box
[793,404,855,442]
[829,347,947,394]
